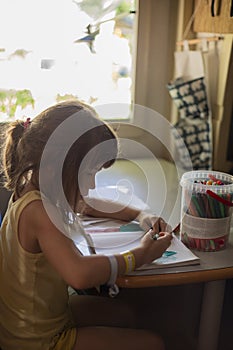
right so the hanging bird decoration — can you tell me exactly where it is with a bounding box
[74,10,136,53]
[74,24,100,53]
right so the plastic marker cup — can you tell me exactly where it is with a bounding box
[180,170,233,251]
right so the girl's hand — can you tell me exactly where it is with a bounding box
[77,198,97,217]
[139,229,173,265]
[136,211,172,233]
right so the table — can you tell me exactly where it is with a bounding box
[116,233,233,350]
[95,158,233,350]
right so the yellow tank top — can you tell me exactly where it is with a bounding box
[0,191,75,350]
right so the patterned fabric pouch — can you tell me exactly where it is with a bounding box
[167,76,212,170]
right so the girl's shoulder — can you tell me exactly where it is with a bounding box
[20,193,64,235]
[18,191,49,221]
[7,190,42,217]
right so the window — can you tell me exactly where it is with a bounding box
[0,0,137,121]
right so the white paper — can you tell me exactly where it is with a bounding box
[77,230,200,270]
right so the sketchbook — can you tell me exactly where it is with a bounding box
[77,228,200,270]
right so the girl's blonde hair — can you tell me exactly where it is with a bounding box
[1,100,118,211]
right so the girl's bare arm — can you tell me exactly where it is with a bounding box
[20,200,172,290]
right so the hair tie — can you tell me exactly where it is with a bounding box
[23,117,31,129]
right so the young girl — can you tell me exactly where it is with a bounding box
[0,100,172,350]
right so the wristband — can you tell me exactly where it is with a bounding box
[106,255,119,298]
[106,255,118,286]
[121,250,136,274]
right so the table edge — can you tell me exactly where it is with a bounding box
[116,266,233,288]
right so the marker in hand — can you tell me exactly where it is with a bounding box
[150,222,180,241]
[152,232,160,240]
[150,227,177,256]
